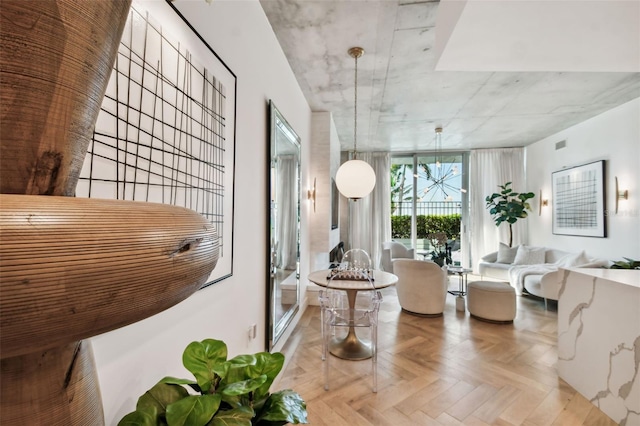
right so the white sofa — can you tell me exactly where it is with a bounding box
[478,246,609,307]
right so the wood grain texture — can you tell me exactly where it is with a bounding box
[0,194,219,359]
[275,284,618,425]
[0,0,132,195]
[1,341,103,425]
[1,1,133,422]
[0,1,225,423]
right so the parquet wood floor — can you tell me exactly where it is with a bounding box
[276,282,617,426]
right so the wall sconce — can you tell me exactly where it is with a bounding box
[538,190,549,216]
[307,178,316,212]
[615,176,628,214]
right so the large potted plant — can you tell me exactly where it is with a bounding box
[119,339,308,426]
[485,182,535,247]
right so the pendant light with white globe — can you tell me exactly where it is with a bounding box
[335,47,376,201]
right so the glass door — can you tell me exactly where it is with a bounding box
[391,153,469,267]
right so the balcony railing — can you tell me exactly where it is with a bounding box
[392,201,462,217]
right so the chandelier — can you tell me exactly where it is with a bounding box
[417,126,456,201]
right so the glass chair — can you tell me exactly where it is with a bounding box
[319,249,382,392]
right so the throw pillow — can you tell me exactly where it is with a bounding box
[513,245,546,265]
[481,252,498,263]
[557,251,590,268]
[496,243,519,264]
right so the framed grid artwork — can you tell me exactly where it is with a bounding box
[552,160,606,238]
[77,0,236,286]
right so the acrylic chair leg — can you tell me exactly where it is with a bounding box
[323,320,330,391]
[372,324,378,393]
[321,316,326,361]
[324,354,330,391]
[544,298,548,311]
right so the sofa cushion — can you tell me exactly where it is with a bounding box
[545,248,571,263]
[513,245,546,265]
[481,251,498,263]
[497,243,519,264]
[478,261,511,281]
[557,250,590,268]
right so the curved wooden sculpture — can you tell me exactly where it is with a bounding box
[0,195,219,424]
[0,0,131,196]
[0,195,219,358]
[1,1,220,424]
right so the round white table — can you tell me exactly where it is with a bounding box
[308,269,398,360]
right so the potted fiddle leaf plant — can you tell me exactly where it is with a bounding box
[118,339,308,426]
[485,182,535,247]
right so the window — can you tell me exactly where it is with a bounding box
[391,153,468,265]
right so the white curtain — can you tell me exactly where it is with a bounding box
[349,152,392,269]
[276,155,298,270]
[469,148,527,271]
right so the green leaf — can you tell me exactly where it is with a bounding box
[208,406,254,426]
[254,390,308,425]
[223,354,257,385]
[221,375,268,397]
[183,339,228,393]
[166,394,222,426]
[227,354,257,368]
[136,382,189,420]
[160,377,198,386]
[246,352,285,400]
[118,408,157,426]
[160,376,201,394]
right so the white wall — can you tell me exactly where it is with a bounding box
[91,1,312,424]
[526,98,639,260]
[309,112,341,269]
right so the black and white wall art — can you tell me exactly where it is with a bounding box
[77,0,236,286]
[552,160,606,237]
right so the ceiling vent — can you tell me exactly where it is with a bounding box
[555,140,567,150]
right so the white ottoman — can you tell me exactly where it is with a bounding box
[467,281,516,323]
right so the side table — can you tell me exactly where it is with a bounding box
[446,267,473,311]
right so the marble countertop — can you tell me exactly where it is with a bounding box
[564,267,640,288]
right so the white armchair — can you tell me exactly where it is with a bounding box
[380,241,415,272]
[393,259,448,316]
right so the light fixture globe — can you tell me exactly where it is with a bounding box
[335,159,376,200]
[336,46,377,201]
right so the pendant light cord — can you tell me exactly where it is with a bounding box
[353,53,358,159]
